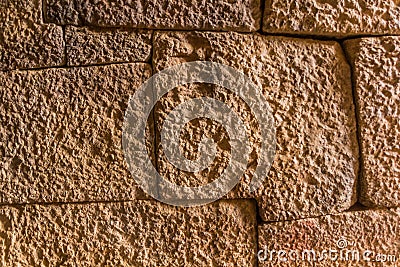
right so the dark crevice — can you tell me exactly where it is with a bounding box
[65,26,154,34]
[41,0,46,24]
[347,202,369,212]
[252,198,261,267]
[3,60,151,73]
[253,1,267,260]
[340,41,363,205]
[258,0,266,35]
[149,30,160,200]
[16,61,150,72]
[0,198,149,208]
[254,199,263,225]
[256,29,338,41]
[62,25,67,66]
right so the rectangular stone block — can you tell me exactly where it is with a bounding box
[258,208,400,266]
[263,0,400,37]
[0,0,64,70]
[152,31,358,221]
[44,0,261,32]
[0,200,256,266]
[0,64,153,204]
[344,37,400,208]
[66,26,152,66]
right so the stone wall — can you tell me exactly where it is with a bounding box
[0,0,399,266]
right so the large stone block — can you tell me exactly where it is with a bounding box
[152,31,358,221]
[44,0,261,32]
[65,26,152,66]
[0,200,256,266]
[258,208,400,266]
[263,0,400,37]
[0,64,153,203]
[0,0,64,70]
[344,37,400,207]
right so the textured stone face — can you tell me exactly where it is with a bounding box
[44,0,261,32]
[258,208,400,266]
[0,64,153,203]
[344,37,400,208]
[65,26,152,66]
[263,0,400,37]
[0,200,256,266]
[186,200,257,265]
[152,31,358,221]
[0,0,64,70]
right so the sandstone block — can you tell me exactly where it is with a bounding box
[0,64,153,203]
[152,31,358,221]
[65,26,152,66]
[258,208,400,266]
[263,0,400,37]
[44,0,261,32]
[0,0,64,70]
[344,37,400,207]
[186,200,257,265]
[0,200,256,266]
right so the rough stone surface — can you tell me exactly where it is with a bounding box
[263,0,400,37]
[66,26,152,66]
[0,200,256,266]
[0,0,64,70]
[44,0,261,32]
[153,31,358,221]
[0,64,154,204]
[258,208,400,266]
[344,37,400,208]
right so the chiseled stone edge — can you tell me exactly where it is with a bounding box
[343,37,400,208]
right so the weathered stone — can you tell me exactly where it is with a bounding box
[152,31,358,221]
[0,64,154,203]
[0,200,256,266]
[344,37,400,208]
[0,0,64,70]
[263,0,400,37]
[186,200,257,265]
[44,0,261,32]
[65,26,152,66]
[258,208,400,266]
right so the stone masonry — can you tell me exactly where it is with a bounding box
[0,0,399,266]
